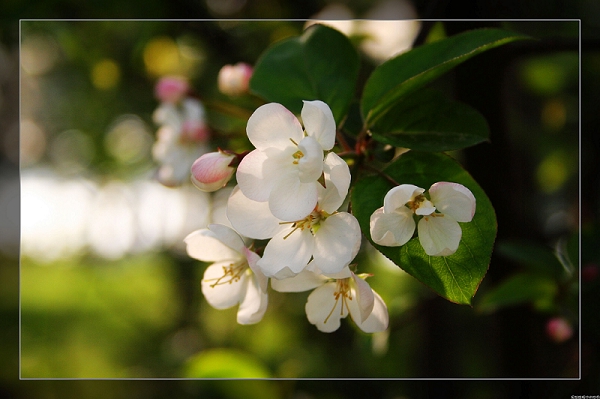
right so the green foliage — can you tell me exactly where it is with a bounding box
[361,28,531,125]
[249,24,359,125]
[369,88,490,151]
[476,273,558,314]
[352,151,497,305]
[183,348,272,378]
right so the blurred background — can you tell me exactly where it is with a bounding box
[0,0,598,398]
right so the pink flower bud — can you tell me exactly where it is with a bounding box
[546,317,573,343]
[155,76,189,103]
[218,63,253,96]
[181,120,210,143]
[191,151,236,192]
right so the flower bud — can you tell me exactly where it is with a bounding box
[181,120,210,143]
[218,63,253,96]
[155,76,189,103]
[191,151,236,192]
[546,317,573,343]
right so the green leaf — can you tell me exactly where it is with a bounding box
[183,348,271,378]
[361,28,530,125]
[351,151,497,305]
[476,273,558,314]
[250,24,359,125]
[495,239,568,280]
[369,88,490,151]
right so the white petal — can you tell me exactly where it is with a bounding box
[305,282,347,333]
[247,103,304,151]
[312,212,361,274]
[418,214,462,256]
[415,199,436,216]
[184,229,240,262]
[270,269,328,292]
[269,178,318,221]
[301,100,336,150]
[351,273,375,323]
[227,186,283,239]
[201,262,247,309]
[319,152,351,213]
[429,182,476,222]
[236,273,269,324]
[207,224,246,254]
[383,184,424,213]
[236,149,276,202]
[244,247,268,293]
[258,227,314,278]
[369,206,415,247]
[297,136,324,183]
[351,290,389,333]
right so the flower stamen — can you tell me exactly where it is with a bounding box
[204,261,247,287]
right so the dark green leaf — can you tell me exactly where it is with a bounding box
[352,151,497,305]
[369,89,490,151]
[476,273,558,314]
[361,28,530,125]
[496,239,568,280]
[250,24,359,124]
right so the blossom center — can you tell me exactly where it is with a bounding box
[324,278,352,324]
[407,194,435,216]
[281,208,331,239]
[204,260,248,287]
[292,149,304,164]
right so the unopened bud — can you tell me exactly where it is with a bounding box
[546,317,573,343]
[191,151,236,192]
[181,120,210,143]
[218,63,253,96]
[155,76,189,103]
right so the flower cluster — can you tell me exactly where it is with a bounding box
[370,182,476,256]
[185,100,388,333]
[152,76,211,187]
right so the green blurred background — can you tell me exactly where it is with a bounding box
[0,0,598,398]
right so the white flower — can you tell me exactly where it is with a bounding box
[152,98,210,187]
[184,224,268,325]
[370,182,476,256]
[191,150,236,192]
[236,100,336,221]
[228,152,358,279]
[272,268,389,333]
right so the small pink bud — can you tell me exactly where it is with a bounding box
[218,63,253,96]
[546,317,573,343]
[155,76,189,103]
[582,263,599,282]
[181,120,210,143]
[191,151,236,192]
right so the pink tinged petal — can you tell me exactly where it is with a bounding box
[227,186,283,240]
[297,136,324,183]
[383,184,424,213]
[269,178,318,221]
[312,212,361,275]
[246,103,304,151]
[237,273,269,324]
[191,151,236,192]
[257,227,314,278]
[370,206,415,247]
[351,273,375,323]
[270,269,328,292]
[305,282,347,333]
[201,262,248,309]
[184,229,240,262]
[352,291,389,333]
[429,182,476,222]
[243,247,268,293]
[301,100,336,150]
[418,214,462,256]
